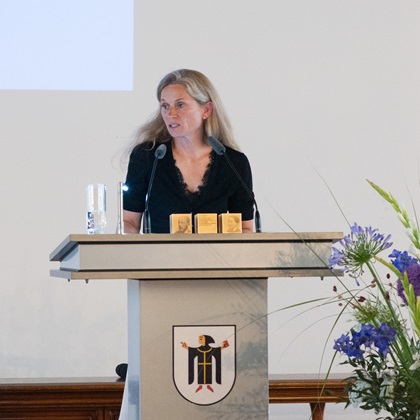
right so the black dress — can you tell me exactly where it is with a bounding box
[123,141,254,233]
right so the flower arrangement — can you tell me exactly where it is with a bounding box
[328,180,420,420]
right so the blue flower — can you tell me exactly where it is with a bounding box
[389,249,418,273]
[333,334,350,352]
[334,323,397,360]
[374,323,398,356]
[333,333,365,359]
[352,323,375,347]
[329,223,392,278]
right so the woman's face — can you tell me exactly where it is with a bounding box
[160,84,212,141]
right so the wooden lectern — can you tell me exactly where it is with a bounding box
[50,232,341,420]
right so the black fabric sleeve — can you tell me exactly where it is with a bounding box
[226,150,255,221]
[123,144,152,212]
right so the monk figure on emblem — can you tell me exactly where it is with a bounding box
[181,335,229,393]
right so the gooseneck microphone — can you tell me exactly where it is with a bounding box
[207,136,262,233]
[143,143,167,234]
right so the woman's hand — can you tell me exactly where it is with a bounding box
[123,210,142,233]
[242,219,254,233]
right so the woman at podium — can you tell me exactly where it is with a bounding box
[122,69,255,234]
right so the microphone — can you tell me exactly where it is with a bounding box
[207,136,262,233]
[143,143,167,233]
[115,363,128,379]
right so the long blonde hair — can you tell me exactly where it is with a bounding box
[129,69,240,152]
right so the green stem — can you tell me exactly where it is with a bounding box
[365,261,414,372]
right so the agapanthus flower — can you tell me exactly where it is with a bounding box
[334,323,397,359]
[329,223,393,279]
[397,263,420,305]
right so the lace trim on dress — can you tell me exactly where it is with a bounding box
[174,151,215,202]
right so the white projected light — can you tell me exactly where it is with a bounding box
[0,0,133,91]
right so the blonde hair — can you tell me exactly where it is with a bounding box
[129,69,240,152]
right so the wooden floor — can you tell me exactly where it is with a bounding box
[0,374,348,420]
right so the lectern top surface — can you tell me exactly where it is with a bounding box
[49,232,342,262]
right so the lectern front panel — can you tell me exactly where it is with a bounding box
[126,278,268,420]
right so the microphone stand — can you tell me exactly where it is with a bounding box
[223,156,262,233]
[142,158,158,234]
[117,182,125,234]
[207,136,262,233]
[143,144,167,234]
